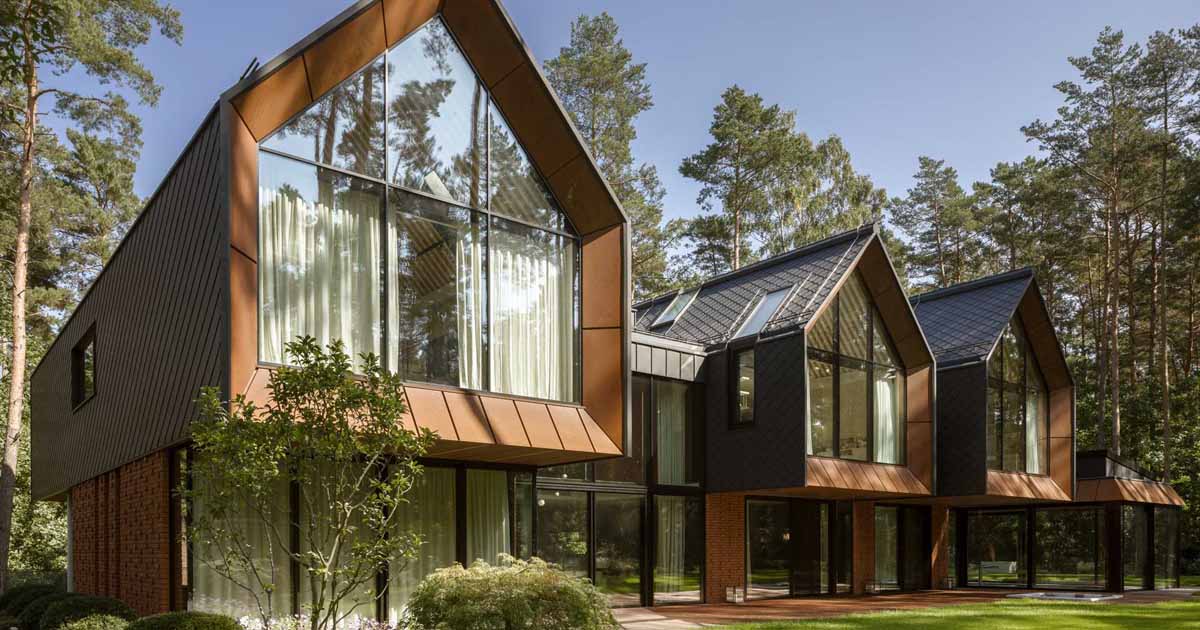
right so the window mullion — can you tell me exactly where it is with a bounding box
[832,295,841,459]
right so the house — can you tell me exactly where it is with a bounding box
[29,0,1182,621]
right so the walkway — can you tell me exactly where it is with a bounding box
[613,588,1198,629]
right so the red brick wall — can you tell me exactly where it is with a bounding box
[704,493,745,603]
[70,450,173,616]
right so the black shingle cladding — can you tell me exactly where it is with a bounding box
[909,269,1033,368]
[632,224,875,345]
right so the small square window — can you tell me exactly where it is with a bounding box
[733,348,755,426]
[72,327,95,409]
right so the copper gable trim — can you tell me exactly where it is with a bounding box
[804,457,931,497]
[1075,478,1185,507]
[985,469,1071,502]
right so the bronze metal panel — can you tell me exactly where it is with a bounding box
[228,109,257,261]
[1017,288,1071,390]
[230,249,258,399]
[240,368,272,408]
[907,420,933,487]
[907,366,931,423]
[405,386,456,440]
[548,404,592,451]
[231,56,311,141]
[582,327,624,447]
[1050,436,1072,495]
[857,239,933,368]
[443,391,493,444]
[480,396,529,447]
[490,63,580,177]
[548,154,624,236]
[1076,479,1099,502]
[579,408,621,454]
[441,0,525,87]
[582,226,623,329]
[514,401,562,450]
[852,501,876,594]
[303,3,387,99]
[804,458,831,487]
[382,0,440,47]
[1049,387,1072,438]
[986,470,1069,501]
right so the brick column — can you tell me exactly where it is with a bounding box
[931,503,950,588]
[853,501,875,594]
[705,493,745,603]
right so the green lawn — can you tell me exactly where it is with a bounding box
[714,599,1200,629]
[1183,575,1200,588]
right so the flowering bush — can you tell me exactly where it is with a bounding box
[126,613,240,630]
[403,556,619,630]
[57,616,130,630]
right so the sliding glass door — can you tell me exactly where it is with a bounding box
[746,498,846,599]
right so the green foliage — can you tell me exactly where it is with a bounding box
[0,587,55,616]
[0,586,52,615]
[182,337,434,630]
[404,556,619,630]
[888,156,983,289]
[125,613,239,630]
[544,13,671,299]
[56,616,129,630]
[39,596,134,630]
[15,592,72,630]
[0,616,19,630]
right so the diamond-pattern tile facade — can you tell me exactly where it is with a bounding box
[632,225,873,344]
[910,272,1031,366]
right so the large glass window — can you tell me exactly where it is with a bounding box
[595,493,644,607]
[258,18,581,403]
[806,272,906,463]
[746,500,791,599]
[388,467,457,619]
[1034,507,1105,590]
[536,489,589,578]
[1122,505,1149,590]
[1154,507,1179,589]
[986,315,1049,474]
[654,495,703,604]
[875,507,899,591]
[258,153,384,371]
[655,379,699,486]
[966,510,1026,586]
[466,469,511,565]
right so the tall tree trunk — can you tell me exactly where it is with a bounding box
[1158,80,1171,481]
[1108,202,1121,456]
[0,36,37,592]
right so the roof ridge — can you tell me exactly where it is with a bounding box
[909,267,1034,305]
[633,222,878,309]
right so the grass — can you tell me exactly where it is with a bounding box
[1182,575,1200,587]
[713,599,1200,629]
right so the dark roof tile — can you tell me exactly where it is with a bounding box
[909,270,1033,366]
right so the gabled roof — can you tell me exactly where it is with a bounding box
[910,268,1073,388]
[222,0,625,236]
[633,224,875,345]
[909,269,1033,367]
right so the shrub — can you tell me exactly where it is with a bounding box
[57,616,129,630]
[16,593,75,630]
[126,613,240,630]
[41,597,136,630]
[404,555,619,630]
[0,587,55,616]
[0,616,21,630]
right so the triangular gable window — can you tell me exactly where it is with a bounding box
[260,17,568,233]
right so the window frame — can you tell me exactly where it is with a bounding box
[804,272,907,464]
[730,343,756,429]
[254,17,584,403]
[986,314,1050,475]
[71,325,97,411]
[652,288,698,328]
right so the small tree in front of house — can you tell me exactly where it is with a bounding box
[181,337,434,630]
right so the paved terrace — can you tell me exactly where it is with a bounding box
[613,589,1199,629]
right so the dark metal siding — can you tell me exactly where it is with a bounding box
[631,340,706,382]
[705,333,807,492]
[30,111,228,500]
[935,364,988,496]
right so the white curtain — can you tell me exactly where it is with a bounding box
[258,164,381,370]
[873,369,903,464]
[655,496,686,594]
[656,382,689,485]
[388,467,457,621]
[456,230,485,389]
[489,223,575,401]
[190,474,293,619]
[1026,387,1043,474]
[466,469,510,565]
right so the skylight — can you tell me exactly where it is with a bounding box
[652,288,698,328]
[733,287,792,339]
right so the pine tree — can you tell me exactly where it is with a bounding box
[887,156,982,288]
[544,13,670,299]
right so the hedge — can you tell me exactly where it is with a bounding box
[125,613,240,630]
[16,593,75,630]
[41,597,136,630]
[0,587,56,616]
[56,617,129,630]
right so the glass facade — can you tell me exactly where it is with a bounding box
[654,495,704,604]
[1122,505,1149,590]
[745,499,854,599]
[734,349,755,425]
[258,17,579,403]
[1034,507,1105,590]
[806,272,906,463]
[966,510,1026,586]
[1154,507,1179,589]
[985,315,1049,474]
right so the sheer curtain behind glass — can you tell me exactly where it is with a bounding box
[490,219,576,401]
[466,469,510,565]
[258,153,382,370]
[655,380,690,485]
[191,472,293,618]
[389,467,457,619]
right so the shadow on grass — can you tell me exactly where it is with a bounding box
[716,600,1200,630]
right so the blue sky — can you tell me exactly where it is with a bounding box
[119,0,1198,222]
